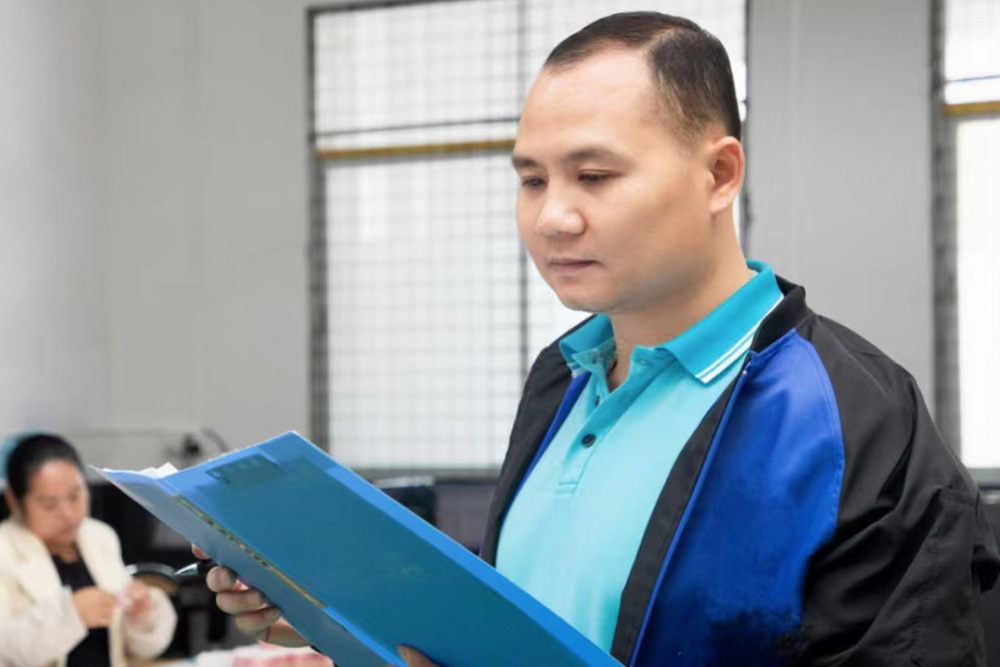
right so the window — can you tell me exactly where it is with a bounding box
[309,0,747,471]
[935,0,1000,471]
[954,115,999,469]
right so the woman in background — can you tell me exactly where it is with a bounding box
[0,433,176,667]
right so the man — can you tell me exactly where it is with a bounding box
[206,12,1000,666]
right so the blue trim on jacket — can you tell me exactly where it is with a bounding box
[629,331,845,665]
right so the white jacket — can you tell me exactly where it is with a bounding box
[0,517,177,667]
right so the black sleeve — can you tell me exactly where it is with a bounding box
[798,370,1000,667]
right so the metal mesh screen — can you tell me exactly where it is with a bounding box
[324,154,520,468]
[934,0,1000,470]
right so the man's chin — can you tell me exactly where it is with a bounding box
[555,293,612,314]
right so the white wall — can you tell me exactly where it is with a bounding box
[0,1,111,435]
[100,0,201,433]
[747,0,935,400]
[0,0,313,467]
[192,0,311,451]
[98,0,312,456]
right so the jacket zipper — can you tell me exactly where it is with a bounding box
[627,355,756,667]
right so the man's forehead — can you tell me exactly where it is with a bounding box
[514,63,675,164]
[539,44,649,79]
[519,50,663,133]
[530,49,653,100]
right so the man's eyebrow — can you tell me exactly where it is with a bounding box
[511,148,630,170]
[564,147,630,165]
[511,154,539,170]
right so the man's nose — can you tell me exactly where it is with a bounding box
[536,189,585,237]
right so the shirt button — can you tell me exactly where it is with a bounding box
[581,433,597,447]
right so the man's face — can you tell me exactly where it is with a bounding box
[513,49,716,316]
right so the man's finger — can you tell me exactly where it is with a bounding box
[250,619,310,647]
[192,544,210,560]
[234,606,282,635]
[206,565,238,592]
[215,588,270,614]
[397,646,440,667]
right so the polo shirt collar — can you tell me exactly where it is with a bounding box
[559,316,616,377]
[558,260,783,384]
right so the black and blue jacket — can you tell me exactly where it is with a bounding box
[481,278,1000,666]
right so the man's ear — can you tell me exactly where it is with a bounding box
[706,136,744,215]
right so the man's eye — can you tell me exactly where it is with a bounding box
[521,177,546,188]
[579,173,610,183]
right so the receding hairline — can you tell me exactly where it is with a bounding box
[543,23,682,68]
[540,12,742,144]
[540,39,724,145]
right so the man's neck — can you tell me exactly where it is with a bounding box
[607,256,754,390]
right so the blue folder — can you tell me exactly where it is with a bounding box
[95,432,621,667]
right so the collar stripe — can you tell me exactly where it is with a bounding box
[695,298,782,383]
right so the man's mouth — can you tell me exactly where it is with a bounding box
[548,257,597,271]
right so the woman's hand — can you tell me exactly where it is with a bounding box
[123,580,155,620]
[72,586,116,628]
[193,545,308,646]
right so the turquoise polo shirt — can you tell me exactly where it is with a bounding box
[495,260,783,651]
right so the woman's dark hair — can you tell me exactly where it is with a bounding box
[5,433,85,501]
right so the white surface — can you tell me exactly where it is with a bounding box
[99,0,311,451]
[956,118,1000,468]
[125,462,179,479]
[944,0,1000,94]
[0,0,313,460]
[0,1,111,435]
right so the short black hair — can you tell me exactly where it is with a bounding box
[5,433,85,501]
[544,11,741,143]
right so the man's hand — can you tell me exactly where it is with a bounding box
[397,646,443,667]
[72,586,116,628]
[193,545,308,646]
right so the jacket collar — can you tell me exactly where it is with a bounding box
[751,278,813,353]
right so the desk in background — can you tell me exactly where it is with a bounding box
[141,644,333,666]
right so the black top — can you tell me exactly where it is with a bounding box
[51,554,112,667]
